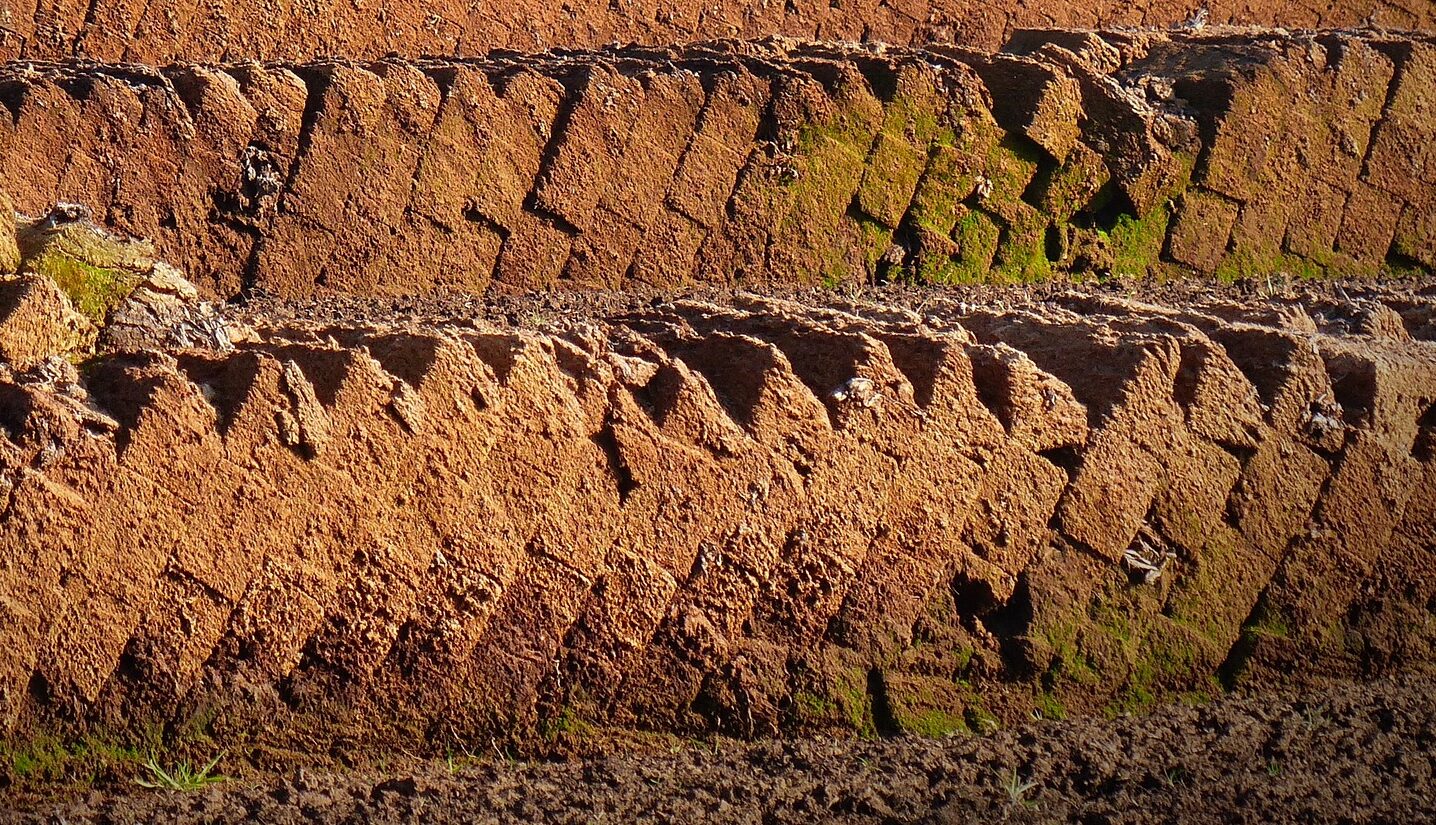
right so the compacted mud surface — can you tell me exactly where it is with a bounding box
[5,674,1432,823]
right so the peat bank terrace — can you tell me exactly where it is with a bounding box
[0,2,1432,820]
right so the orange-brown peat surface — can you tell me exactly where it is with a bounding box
[0,15,1432,825]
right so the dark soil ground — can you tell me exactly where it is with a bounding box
[229,275,1436,332]
[6,675,1431,824]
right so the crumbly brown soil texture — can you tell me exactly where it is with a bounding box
[2,31,1434,299]
[2,0,1432,62]
[1,282,1433,762]
[6,675,1434,824]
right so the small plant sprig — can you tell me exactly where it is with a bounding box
[1002,767,1040,808]
[135,752,228,791]
[442,742,485,774]
[1300,702,1330,732]
[1162,766,1190,788]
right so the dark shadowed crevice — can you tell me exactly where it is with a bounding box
[592,420,640,504]
[866,667,901,738]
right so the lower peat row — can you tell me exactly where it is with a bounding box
[0,286,1432,765]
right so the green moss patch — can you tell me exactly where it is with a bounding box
[901,708,969,737]
[1033,144,1111,223]
[1033,692,1067,721]
[1,729,157,792]
[945,208,1002,283]
[908,144,978,237]
[25,251,141,325]
[1103,205,1173,279]
[883,673,975,737]
[539,705,598,743]
[776,94,883,284]
[993,211,1054,283]
[976,134,1042,223]
[855,75,946,228]
[788,657,879,738]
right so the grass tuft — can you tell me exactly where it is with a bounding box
[135,752,228,791]
[1001,767,1040,808]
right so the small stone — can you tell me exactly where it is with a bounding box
[974,176,994,200]
[829,376,880,408]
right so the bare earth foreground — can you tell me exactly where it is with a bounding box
[4,674,1432,823]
